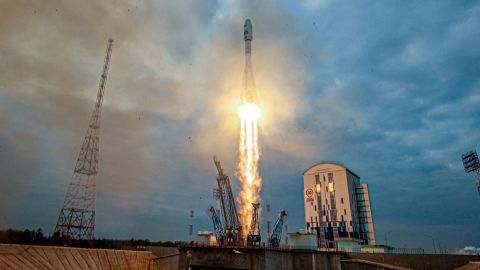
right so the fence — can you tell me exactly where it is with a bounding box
[185,241,425,255]
[342,246,425,254]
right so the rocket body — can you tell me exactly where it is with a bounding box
[242,19,257,104]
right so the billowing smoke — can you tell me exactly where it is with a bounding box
[0,1,314,239]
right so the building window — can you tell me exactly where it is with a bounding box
[314,205,317,211]
[328,173,333,180]
[341,215,344,221]
[341,197,344,204]
[344,209,347,215]
[315,174,320,182]
[307,222,310,228]
[328,182,335,192]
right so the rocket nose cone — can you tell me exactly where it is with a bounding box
[244,19,253,41]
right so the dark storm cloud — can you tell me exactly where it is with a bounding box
[296,0,480,249]
[0,0,479,250]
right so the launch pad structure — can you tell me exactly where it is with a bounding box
[208,156,287,248]
[212,156,243,245]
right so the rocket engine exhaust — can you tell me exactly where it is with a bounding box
[237,19,262,237]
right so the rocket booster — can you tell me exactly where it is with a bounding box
[244,19,253,43]
[241,19,257,104]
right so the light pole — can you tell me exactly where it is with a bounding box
[461,150,480,197]
[384,230,393,246]
[423,234,437,254]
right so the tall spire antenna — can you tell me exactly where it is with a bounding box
[54,38,114,247]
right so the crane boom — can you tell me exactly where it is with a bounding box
[212,156,242,243]
[207,206,225,244]
[270,210,287,248]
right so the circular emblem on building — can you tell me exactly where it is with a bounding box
[305,188,314,198]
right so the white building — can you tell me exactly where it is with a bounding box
[197,231,216,244]
[303,162,375,249]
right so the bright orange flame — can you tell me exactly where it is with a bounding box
[237,102,262,237]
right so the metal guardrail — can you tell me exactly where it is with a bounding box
[184,241,425,255]
[343,247,425,254]
[182,241,292,251]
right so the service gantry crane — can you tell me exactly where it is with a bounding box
[212,156,242,244]
[270,210,287,248]
[207,205,225,243]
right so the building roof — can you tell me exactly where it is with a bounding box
[303,161,360,179]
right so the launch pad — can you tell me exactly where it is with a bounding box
[208,157,287,248]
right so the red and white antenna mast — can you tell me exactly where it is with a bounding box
[54,38,114,247]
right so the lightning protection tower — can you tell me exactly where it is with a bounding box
[54,39,114,247]
[266,202,271,242]
[189,209,194,241]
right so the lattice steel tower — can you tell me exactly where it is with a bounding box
[54,38,114,247]
[213,156,242,244]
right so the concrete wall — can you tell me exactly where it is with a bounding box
[341,259,411,270]
[345,252,480,270]
[179,247,248,270]
[264,250,343,270]
[178,246,342,270]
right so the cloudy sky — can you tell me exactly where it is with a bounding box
[0,0,479,251]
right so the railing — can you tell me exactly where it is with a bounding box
[182,241,291,251]
[342,247,425,254]
[183,241,425,254]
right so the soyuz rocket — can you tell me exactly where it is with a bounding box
[241,19,257,104]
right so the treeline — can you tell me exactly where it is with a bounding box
[0,228,47,245]
[0,228,178,249]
